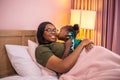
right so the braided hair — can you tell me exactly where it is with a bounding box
[62,24,79,38]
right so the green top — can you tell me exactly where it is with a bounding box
[35,42,65,67]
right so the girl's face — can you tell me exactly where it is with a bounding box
[58,27,69,40]
[43,24,57,43]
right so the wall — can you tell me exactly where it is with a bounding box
[0,0,71,30]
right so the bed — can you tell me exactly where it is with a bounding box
[0,30,120,80]
[0,30,58,80]
[0,30,37,78]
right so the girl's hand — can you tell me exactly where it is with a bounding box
[65,39,72,48]
[62,39,72,59]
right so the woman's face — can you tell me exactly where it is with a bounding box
[43,24,57,43]
[58,27,69,40]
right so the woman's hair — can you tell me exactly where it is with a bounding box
[37,21,54,45]
[62,24,79,37]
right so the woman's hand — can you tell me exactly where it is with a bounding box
[81,39,94,51]
[85,43,94,51]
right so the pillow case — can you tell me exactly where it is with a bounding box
[28,40,57,76]
[5,44,42,77]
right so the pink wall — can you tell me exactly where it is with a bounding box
[0,0,71,30]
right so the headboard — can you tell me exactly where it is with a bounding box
[0,30,37,78]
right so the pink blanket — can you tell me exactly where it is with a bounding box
[59,46,120,80]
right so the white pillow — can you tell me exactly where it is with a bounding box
[27,40,38,62]
[28,40,57,77]
[5,44,42,77]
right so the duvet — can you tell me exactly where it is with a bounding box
[59,46,120,80]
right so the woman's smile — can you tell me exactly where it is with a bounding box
[43,24,57,43]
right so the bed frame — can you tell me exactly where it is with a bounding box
[0,30,37,78]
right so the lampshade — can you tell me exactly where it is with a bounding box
[70,9,96,29]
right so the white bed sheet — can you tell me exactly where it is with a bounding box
[0,75,22,80]
[0,75,58,80]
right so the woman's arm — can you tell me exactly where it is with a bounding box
[46,39,93,73]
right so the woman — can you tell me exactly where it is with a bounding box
[35,21,93,74]
[36,21,120,80]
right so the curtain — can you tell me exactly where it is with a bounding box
[71,0,103,45]
[71,0,120,54]
[113,0,120,54]
[101,0,120,54]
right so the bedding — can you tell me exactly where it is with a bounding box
[28,40,57,77]
[3,44,58,80]
[0,75,58,80]
[59,46,120,80]
[5,44,42,77]
[0,75,22,80]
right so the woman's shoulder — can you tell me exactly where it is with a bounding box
[36,44,52,53]
[52,42,64,44]
[50,42,65,47]
[37,42,64,49]
[36,44,49,51]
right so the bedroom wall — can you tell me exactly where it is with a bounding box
[0,0,71,30]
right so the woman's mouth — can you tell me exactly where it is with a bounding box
[49,35,57,40]
[51,35,56,39]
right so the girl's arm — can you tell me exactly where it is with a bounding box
[62,39,72,59]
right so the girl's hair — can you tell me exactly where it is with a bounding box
[73,24,79,31]
[37,21,54,45]
[62,24,79,37]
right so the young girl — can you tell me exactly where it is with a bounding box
[58,24,93,58]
